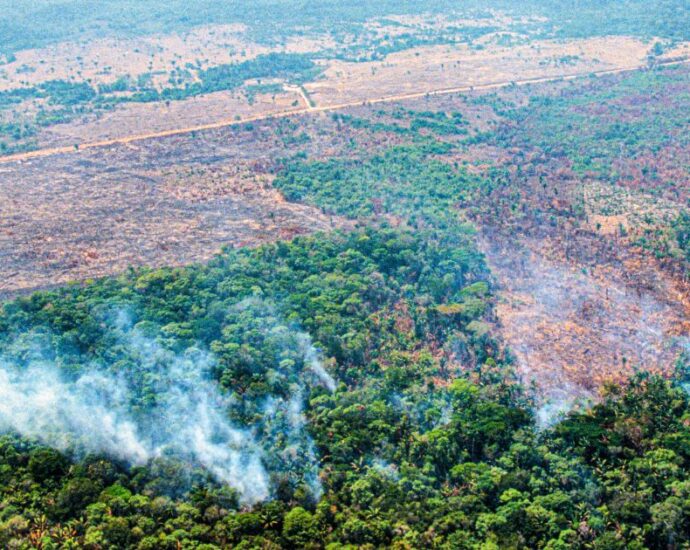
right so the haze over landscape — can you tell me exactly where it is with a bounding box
[0,1,689,548]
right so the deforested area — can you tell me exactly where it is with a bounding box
[1,1,690,548]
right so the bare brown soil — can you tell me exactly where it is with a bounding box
[0,118,359,299]
[0,12,515,91]
[480,231,688,401]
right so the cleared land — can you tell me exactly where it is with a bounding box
[0,117,356,298]
[1,28,685,154]
[482,232,688,401]
[465,64,690,401]
[2,55,687,166]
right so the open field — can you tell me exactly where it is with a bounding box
[2,52,687,166]
[305,36,656,105]
[0,11,519,91]
[37,87,307,147]
[2,21,685,154]
[0,118,356,298]
[0,24,268,91]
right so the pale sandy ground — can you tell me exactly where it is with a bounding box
[305,36,655,106]
[38,88,305,146]
[18,35,677,150]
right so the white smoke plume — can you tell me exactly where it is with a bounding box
[0,323,270,504]
[371,458,400,480]
[0,304,337,505]
[298,332,336,392]
[262,389,324,500]
[225,296,337,498]
[229,295,336,392]
[534,385,594,430]
[0,364,149,463]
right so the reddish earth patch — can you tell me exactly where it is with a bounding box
[481,232,688,404]
[0,117,357,299]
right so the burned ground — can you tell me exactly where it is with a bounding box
[0,116,366,298]
[464,65,690,401]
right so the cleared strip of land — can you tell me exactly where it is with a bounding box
[1,58,687,165]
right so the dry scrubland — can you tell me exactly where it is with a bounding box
[305,36,654,105]
[0,11,685,150]
[30,36,681,147]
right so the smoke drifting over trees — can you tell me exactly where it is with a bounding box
[0,307,334,504]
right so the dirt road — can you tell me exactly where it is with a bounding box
[1,58,687,165]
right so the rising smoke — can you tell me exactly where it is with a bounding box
[0,304,335,505]
[534,384,594,429]
[298,332,336,392]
